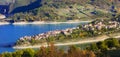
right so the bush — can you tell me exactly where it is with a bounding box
[96,41,108,51]
[90,43,99,51]
[12,50,23,57]
[2,52,13,57]
[22,49,35,57]
[105,38,120,48]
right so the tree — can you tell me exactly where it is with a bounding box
[1,43,97,57]
[0,54,2,57]
[47,43,59,57]
[2,52,13,57]
[35,46,48,57]
[105,38,120,48]
[90,43,99,51]
[57,49,65,57]
[30,38,36,45]
[67,45,96,57]
[111,38,120,47]
[86,51,96,57]
[67,45,83,57]
[96,41,108,51]
[22,48,35,57]
[35,43,64,57]
[12,50,23,57]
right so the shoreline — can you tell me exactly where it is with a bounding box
[0,20,92,25]
[13,21,91,25]
[12,19,120,49]
[0,22,10,25]
[13,35,120,49]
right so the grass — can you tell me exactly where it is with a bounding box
[54,4,110,20]
[57,43,91,52]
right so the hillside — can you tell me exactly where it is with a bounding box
[0,0,37,14]
[9,0,40,13]
[1,0,120,21]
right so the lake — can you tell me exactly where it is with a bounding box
[0,22,87,53]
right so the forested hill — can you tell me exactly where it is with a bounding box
[1,0,120,21]
[1,0,120,14]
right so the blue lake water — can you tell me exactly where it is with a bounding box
[0,22,87,53]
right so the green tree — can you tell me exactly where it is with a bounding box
[96,41,108,51]
[12,50,23,57]
[90,43,99,51]
[30,38,36,45]
[22,48,35,57]
[105,38,120,48]
[2,52,13,57]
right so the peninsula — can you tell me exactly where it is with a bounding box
[13,17,120,49]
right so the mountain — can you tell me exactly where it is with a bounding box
[0,0,14,14]
[0,0,37,14]
[1,0,120,21]
[1,0,120,14]
[10,0,41,14]
[0,5,9,14]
